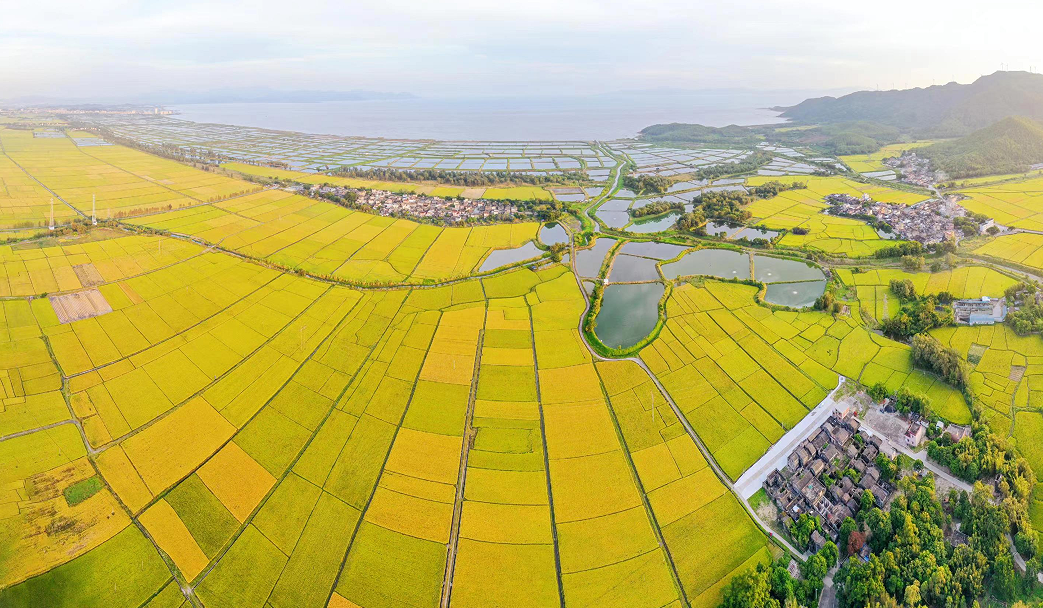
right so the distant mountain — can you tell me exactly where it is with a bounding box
[638,123,762,145]
[920,116,1043,179]
[637,121,904,155]
[780,71,1043,137]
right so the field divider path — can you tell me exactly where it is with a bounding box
[0,136,89,223]
[529,305,568,608]
[440,327,486,608]
[190,291,399,601]
[594,365,692,608]
[323,306,446,608]
[567,242,810,561]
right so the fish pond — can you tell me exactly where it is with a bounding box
[594,283,665,349]
[478,241,543,272]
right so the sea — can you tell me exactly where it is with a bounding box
[169,91,808,141]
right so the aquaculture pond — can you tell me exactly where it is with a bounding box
[627,212,681,234]
[704,222,780,241]
[764,280,827,308]
[576,238,616,278]
[660,248,750,280]
[477,241,543,272]
[596,210,629,229]
[594,283,666,349]
[619,241,687,260]
[752,254,825,283]
[608,254,660,283]
[539,223,568,246]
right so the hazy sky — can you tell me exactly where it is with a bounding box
[3,0,1041,100]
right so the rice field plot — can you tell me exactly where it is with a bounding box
[86,275,357,497]
[223,162,555,202]
[641,280,968,479]
[835,266,1017,322]
[596,360,771,608]
[0,154,76,230]
[974,232,1043,272]
[449,303,559,608]
[0,128,257,220]
[930,324,1043,432]
[956,176,1043,230]
[838,142,931,175]
[0,299,65,438]
[0,231,201,297]
[129,191,540,284]
[0,424,170,600]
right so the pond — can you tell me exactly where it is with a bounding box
[576,238,616,278]
[598,198,632,212]
[876,228,898,240]
[660,248,750,280]
[752,255,825,283]
[539,223,568,246]
[620,241,688,260]
[595,283,665,350]
[596,210,630,229]
[764,280,827,308]
[732,227,780,241]
[627,212,681,234]
[703,222,779,242]
[608,254,660,282]
[478,242,543,272]
[555,193,586,202]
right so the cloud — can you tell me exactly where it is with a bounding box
[1,0,1041,100]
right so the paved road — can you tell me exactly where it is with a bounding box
[734,380,848,500]
[857,416,973,494]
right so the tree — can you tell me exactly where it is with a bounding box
[722,563,781,608]
[903,581,922,608]
[992,553,1018,601]
[820,541,840,569]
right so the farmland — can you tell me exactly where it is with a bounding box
[956,175,1043,230]
[222,162,555,202]
[3,115,1042,608]
[744,175,927,257]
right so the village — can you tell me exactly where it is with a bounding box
[882,151,935,188]
[297,184,524,223]
[762,403,974,555]
[825,193,972,244]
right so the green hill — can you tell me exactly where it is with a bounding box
[638,120,903,155]
[920,116,1043,179]
[781,71,1043,137]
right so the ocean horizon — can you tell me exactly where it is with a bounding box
[169,91,800,141]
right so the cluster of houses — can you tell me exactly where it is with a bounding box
[883,152,935,188]
[763,409,896,553]
[825,193,962,244]
[301,184,521,223]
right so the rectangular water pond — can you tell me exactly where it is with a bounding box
[660,248,750,280]
[608,254,660,282]
[752,255,825,283]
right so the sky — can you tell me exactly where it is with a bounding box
[2,0,1042,102]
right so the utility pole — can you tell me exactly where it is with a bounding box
[91,194,97,225]
[49,198,54,231]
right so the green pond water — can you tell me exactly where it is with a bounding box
[594,283,665,349]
